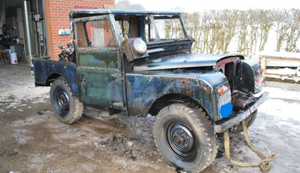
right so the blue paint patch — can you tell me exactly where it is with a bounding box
[30,65,35,75]
[34,60,79,96]
[220,102,233,118]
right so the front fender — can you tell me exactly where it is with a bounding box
[126,71,227,119]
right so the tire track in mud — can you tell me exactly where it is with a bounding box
[73,116,128,135]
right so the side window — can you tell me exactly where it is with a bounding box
[145,17,156,42]
[76,22,88,47]
[154,18,185,40]
[117,20,130,40]
[116,17,139,40]
[75,18,117,48]
[115,15,155,42]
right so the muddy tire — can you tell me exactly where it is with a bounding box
[50,77,83,124]
[153,104,218,173]
[230,110,257,133]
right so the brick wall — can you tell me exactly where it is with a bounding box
[46,0,114,60]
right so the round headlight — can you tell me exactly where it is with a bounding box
[132,38,147,55]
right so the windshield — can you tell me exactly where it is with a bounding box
[114,14,187,43]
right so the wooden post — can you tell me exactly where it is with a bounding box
[259,53,300,83]
[260,56,266,75]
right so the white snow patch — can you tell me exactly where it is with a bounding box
[209,84,300,173]
[0,86,48,110]
[259,99,300,121]
[27,153,56,172]
[10,129,33,145]
[264,87,300,101]
[10,115,46,127]
[0,64,49,111]
[266,68,299,76]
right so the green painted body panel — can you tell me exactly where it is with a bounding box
[77,50,119,68]
[77,49,123,109]
[77,69,123,109]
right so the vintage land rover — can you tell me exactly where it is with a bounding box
[34,9,268,172]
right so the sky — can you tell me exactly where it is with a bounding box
[116,0,300,12]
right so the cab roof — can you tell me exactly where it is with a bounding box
[70,9,181,18]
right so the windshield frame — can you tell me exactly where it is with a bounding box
[112,14,191,45]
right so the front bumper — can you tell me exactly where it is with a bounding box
[214,91,269,133]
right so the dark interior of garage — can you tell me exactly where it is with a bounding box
[0,0,46,65]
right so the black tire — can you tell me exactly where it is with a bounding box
[50,77,83,124]
[153,103,218,173]
[230,110,257,133]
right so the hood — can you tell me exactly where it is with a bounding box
[134,53,243,71]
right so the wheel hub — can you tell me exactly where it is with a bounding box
[168,123,194,154]
[54,87,70,116]
[58,92,69,107]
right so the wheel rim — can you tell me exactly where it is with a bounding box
[167,121,196,160]
[54,87,70,117]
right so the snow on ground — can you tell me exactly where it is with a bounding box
[251,85,300,172]
[260,86,300,121]
[207,83,300,173]
[0,64,48,112]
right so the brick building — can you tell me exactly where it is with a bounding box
[0,0,114,62]
[45,0,114,60]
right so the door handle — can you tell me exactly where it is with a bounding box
[111,73,121,78]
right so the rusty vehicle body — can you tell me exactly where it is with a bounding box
[34,9,268,172]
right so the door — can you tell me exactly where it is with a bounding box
[74,15,124,110]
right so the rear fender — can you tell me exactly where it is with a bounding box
[34,60,79,96]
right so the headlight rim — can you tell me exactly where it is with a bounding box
[132,38,147,55]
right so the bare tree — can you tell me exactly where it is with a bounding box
[236,11,249,54]
[220,10,239,53]
[256,10,274,51]
[274,10,289,51]
[285,9,300,52]
[134,9,300,54]
[182,12,202,52]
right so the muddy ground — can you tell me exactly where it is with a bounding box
[1,63,300,173]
